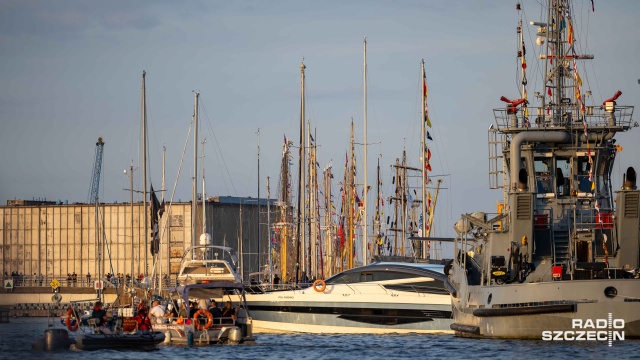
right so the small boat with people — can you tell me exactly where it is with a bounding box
[151,245,256,345]
[72,300,165,351]
[34,299,165,352]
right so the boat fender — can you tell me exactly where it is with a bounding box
[193,309,214,330]
[164,331,171,344]
[312,279,326,293]
[65,308,79,331]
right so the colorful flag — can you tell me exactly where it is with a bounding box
[423,72,432,128]
[568,19,574,45]
[427,131,433,141]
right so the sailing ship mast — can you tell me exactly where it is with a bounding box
[275,136,294,282]
[347,121,356,269]
[374,157,382,257]
[141,71,149,275]
[362,38,368,266]
[191,92,200,260]
[200,138,211,254]
[322,162,334,277]
[295,60,306,283]
[420,60,428,259]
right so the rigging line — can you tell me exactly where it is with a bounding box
[199,99,238,196]
[97,205,119,299]
[522,6,542,97]
[150,117,193,283]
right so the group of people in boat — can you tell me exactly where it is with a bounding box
[76,296,242,335]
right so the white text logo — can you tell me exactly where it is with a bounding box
[541,313,624,346]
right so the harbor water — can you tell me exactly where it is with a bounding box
[0,318,637,359]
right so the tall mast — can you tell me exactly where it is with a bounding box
[192,92,199,259]
[141,70,148,275]
[362,37,368,266]
[296,60,306,283]
[128,163,134,281]
[162,146,166,202]
[267,176,271,283]
[307,120,313,277]
[401,150,407,257]
[257,128,261,272]
[420,60,428,259]
[375,157,381,257]
[348,121,355,269]
[202,139,207,237]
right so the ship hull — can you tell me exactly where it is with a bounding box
[242,287,453,334]
[450,278,640,339]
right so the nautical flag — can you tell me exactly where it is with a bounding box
[423,72,432,128]
[427,191,432,210]
[310,134,315,142]
[568,19,574,45]
[338,217,346,249]
[150,184,162,256]
[591,0,595,12]
[427,131,433,141]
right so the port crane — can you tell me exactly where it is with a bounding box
[88,137,105,203]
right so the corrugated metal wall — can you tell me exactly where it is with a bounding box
[0,199,270,281]
[0,202,191,279]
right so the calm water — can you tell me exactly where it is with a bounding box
[1,318,637,360]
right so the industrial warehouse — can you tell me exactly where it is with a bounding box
[0,196,272,297]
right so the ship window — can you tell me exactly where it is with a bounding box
[556,158,570,196]
[577,158,593,193]
[327,272,361,284]
[534,158,553,193]
[371,271,416,282]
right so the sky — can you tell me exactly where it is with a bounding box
[1,0,640,241]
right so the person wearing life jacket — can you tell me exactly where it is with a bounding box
[135,306,153,334]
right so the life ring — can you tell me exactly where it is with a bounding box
[313,279,326,292]
[193,309,213,330]
[65,308,79,331]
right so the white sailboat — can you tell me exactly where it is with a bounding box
[151,92,255,345]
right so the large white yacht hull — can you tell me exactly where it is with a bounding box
[240,283,453,334]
